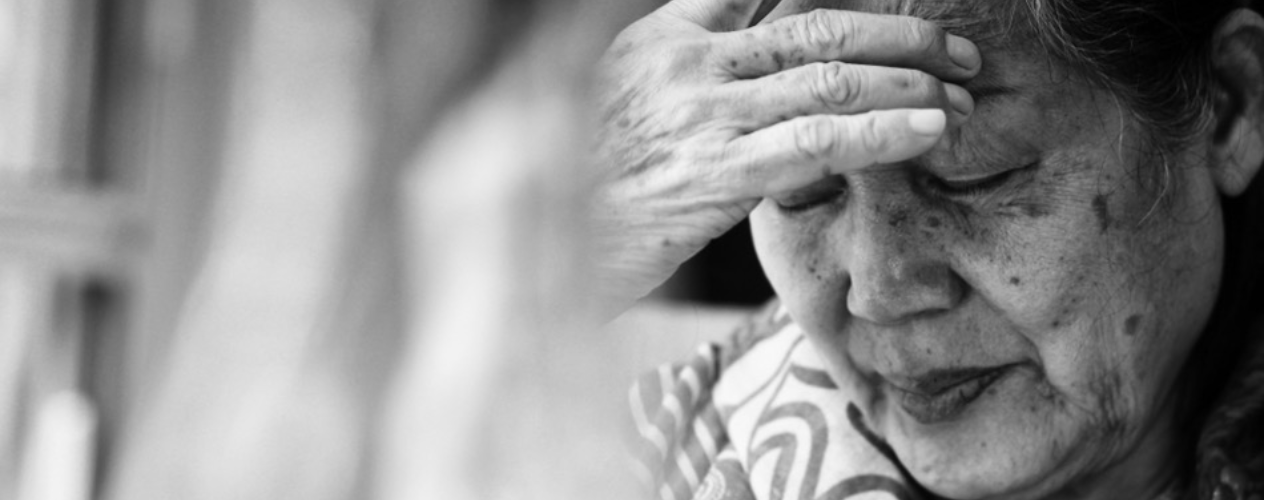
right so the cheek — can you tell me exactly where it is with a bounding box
[750,202,828,308]
[993,162,1221,437]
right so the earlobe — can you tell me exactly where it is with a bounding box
[1210,9,1264,197]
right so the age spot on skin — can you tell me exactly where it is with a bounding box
[807,264,825,282]
[1093,194,1112,233]
[1009,276,1021,286]
[1124,315,1141,336]
[910,265,942,289]
[888,210,910,228]
[924,216,941,229]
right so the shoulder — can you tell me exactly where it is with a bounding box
[1193,320,1264,499]
[627,298,789,499]
[627,300,915,500]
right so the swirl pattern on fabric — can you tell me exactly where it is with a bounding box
[630,302,917,500]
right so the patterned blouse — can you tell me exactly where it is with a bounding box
[629,301,1264,500]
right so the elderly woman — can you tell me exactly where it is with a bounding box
[593,0,1264,498]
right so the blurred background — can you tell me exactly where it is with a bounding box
[0,0,774,499]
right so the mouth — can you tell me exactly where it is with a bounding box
[887,364,1017,424]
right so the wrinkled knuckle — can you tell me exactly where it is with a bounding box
[811,62,859,109]
[857,117,888,155]
[794,117,838,160]
[797,10,846,54]
[903,19,944,54]
[671,37,713,58]
[658,37,714,74]
[617,32,706,79]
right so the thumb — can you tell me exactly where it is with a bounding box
[658,0,780,32]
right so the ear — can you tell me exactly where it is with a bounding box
[1210,9,1264,197]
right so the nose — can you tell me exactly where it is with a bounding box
[840,203,965,325]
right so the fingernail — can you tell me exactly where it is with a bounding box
[945,84,975,116]
[946,35,981,71]
[909,109,946,136]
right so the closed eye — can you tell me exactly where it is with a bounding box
[923,162,1038,198]
[774,176,847,213]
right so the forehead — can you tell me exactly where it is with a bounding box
[761,0,1112,172]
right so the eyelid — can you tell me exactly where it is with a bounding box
[774,176,847,211]
[926,161,1038,197]
[939,170,1007,188]
[940,171,1000,185]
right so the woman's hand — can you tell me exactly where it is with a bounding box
[592,0,980,317]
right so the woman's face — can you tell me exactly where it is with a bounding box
[749,5,1226,498]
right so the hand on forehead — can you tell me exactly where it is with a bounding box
[759,0,1076,174]
[759,0,1025,80]
[761,0,1003,29]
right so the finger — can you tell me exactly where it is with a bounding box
[722,109,946,196]
[719,62,974,129]
[657,0,768,32]
[712,10,981,81]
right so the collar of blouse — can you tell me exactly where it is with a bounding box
[1192,321,1264,499]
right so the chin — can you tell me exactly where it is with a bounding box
[873,368,1098,500]
[893,428,1085,500]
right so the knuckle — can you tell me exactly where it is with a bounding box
[795,10,847,54]
[794,117,838,160]
[855,116,889,155]
[669,98,708,130]
[663,91,723,132]
[670,36,713,58]
[664,37,714,72]
[811,62,860,109]
[902,18,944,54]
[624,34,712,78]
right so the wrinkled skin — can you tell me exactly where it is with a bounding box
[591,0,980,316]
[754,59,1216,499]
[748,2,1264,499]
[594,0,1264,496]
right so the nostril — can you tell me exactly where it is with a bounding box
[908,264,944,289]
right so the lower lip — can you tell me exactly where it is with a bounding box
[894,367,1012,424]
